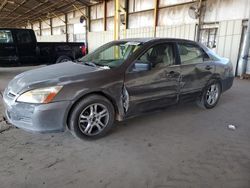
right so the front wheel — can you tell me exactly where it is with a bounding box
[197,81,221,109]
[69,95,115,140]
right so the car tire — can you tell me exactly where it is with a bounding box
[196,80,221,109]
[69,95,115,140]
[55,56,72,64]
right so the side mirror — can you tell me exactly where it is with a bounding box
[131,61,151,72]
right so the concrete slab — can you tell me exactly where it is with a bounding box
[0,66,249,188]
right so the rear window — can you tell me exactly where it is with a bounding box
[16,30,33,44]
[178,43,209,65]
[0,30,13,44]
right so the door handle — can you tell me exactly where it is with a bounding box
[205,65,212,70]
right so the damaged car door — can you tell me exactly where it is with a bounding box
[124,42,181,116]
[177,42,216,101]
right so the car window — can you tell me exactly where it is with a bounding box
[0,30,13,44]
[131,43,175,72]
[16,30,33,44]
[80,41,141,68]
[178,43,209,65]
[99,44,127,60]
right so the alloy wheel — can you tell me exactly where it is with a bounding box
[206,84,219,105]
[78,103,109,136]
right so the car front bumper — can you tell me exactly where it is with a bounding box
[3,91,71,133]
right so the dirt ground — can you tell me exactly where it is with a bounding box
[0,66,250,188]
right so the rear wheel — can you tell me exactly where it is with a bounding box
[55,56,71,63]
[69,95,115,140]
[197,81,221,109]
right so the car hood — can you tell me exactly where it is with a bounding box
[7,62,102,94]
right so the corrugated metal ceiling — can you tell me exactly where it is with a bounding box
[0,0,102,28]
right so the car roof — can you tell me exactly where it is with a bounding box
[119,37,196,44]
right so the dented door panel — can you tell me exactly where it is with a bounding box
[124,65,180,116]
[180,62,216,94]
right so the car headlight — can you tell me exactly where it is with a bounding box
[16,86,63,104]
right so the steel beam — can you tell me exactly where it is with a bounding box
[114,0,120,40]
[86,6,91,32]
[4,1,49,26]
[153,0,159,37]
[65,13,69,42]
[0,0,8,13]
[196,0,203,42]
[125,0,129,29]
[238,17,250,76]
[5,0,27,16]
[50,18,53,35]
[39,17,51,27]
[39,21,42,36]
[75,0,92,6]
[51,12,66,23]
[72,4,88,19]
[5,0,73,26]
[103,0,107,31]
[159,0,199,9]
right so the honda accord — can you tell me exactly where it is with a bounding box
[3,38,234,139]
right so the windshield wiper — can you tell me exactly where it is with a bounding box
[83,61,111,69]
[74,59,82,63]
[84,62,97,67]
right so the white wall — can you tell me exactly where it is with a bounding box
[87,24,196,52]
[215,20,242,74]
[204,0,250,22]
[88,31,114,52]
[27,0,249,74]
[156,24,196,40]
[158,4,197,26]
[37,35,67,42]
[86,0,249,76]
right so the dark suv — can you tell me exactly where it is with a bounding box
[3,38,234,139]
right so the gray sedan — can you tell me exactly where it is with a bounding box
[3,38,234,139]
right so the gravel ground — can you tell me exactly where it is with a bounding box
[0,66,250,188]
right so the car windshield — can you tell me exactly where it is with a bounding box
[78,41,142,68]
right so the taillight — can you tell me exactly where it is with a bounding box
[81,45,86,56]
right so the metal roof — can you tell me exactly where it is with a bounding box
[0,0,102,28]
